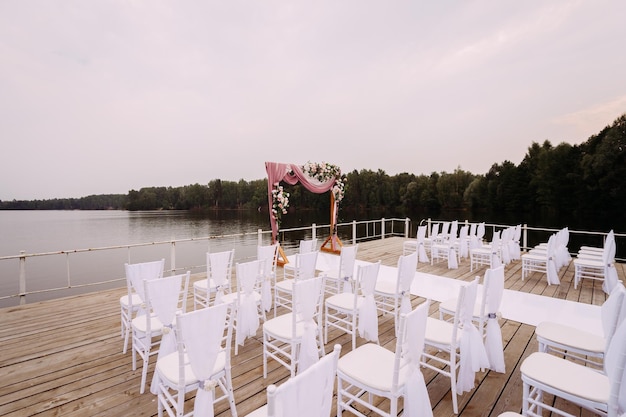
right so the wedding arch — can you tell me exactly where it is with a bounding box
[265,161,345,263]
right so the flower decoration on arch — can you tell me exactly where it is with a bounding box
[271,183,290,229]
[302,161,347,203]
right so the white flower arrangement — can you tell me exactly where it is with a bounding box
[271,183,289,228]
[302,161,346,203]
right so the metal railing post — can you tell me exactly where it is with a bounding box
[312,223,316,240]
[170,241,176,275]
[66,253,71,289]
[427,218,432,237]
[352,220,357,245]
[405,218,410,238]
[522,224,528,252]
[19,250,26,305]
[258,229,263,246]
[381,218,386,239]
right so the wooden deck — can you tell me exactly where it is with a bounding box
[1,237,623,417]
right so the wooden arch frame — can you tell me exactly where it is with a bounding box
[265,162,343,264]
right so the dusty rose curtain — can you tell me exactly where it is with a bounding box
[266,162,338,242]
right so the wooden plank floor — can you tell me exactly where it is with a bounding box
[0,236,622,417]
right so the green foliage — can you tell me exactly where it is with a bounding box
[2,113,625,217]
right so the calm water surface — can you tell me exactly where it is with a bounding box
[0,210,290,307]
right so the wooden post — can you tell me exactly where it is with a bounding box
[321,193,343,253]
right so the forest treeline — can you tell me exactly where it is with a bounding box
[2,114,625,219]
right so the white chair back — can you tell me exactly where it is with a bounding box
[125,259,165,305]
[338,245,358,293]
[356,261,381,343]
[456,279,489,394]
[545,234,560,285]
[604,319,626,417]
[145,272,190,394]
[298,239,317,254]
[294,251,319,281]
[176,303,232,417]
[235,259,264,347]
[266,344,341,417]
[482,265,505,372]
[400,301,433,417]
[601,283,626,351]
[430,223,440,238]
[417,225,429,263]
[258,244,278,312]
[477,222,485,240]
[293,276,325,374]
[397,251,418,315]
[207,250,234,304]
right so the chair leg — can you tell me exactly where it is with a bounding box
[122,323,130,354]
[262,333,268,379]
[120,308,125,338]
[225,369,238,417]
[324,306,329,345]
[351,315,356,351]
[291,341,298,377]
[336,377,344,417]
[131,337,137,371]
[450,352,459,414]
[140,352,149,394]
[522,380,530,416]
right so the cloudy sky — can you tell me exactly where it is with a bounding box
[1,1,625,200]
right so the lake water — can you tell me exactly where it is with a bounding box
[0,210,295,307]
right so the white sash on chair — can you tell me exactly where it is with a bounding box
[296,278,322,374]
[357,267,379,343]
[484,268,505,373]
[149,276,183,394]
[181,304,229,417]
[457,282,489,394]
[403,301,433,417]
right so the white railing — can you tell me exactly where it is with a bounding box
[1,216,621,307]
[0,217,408,306]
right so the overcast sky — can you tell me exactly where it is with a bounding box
[1,1,625,200]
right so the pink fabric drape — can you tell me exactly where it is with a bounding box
[266,162,338,242]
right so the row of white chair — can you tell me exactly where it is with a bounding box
[573,229,619,293]
[403,221,522,273]
[501,281,626,417]
[121,241,508,416]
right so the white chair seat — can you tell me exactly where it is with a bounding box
[403,241,417,250]
[120,293,142,308]
[424,316,462,346]
[274,279,294,292]
[521,352,609,403]
[156,351,227,386]
[193,278,217,292]
[131,314,164,334]
[263,313,305,339]
[535,322,605,354]
[325,292,364,311]
[521,252,547,262]
[576,251,604,260]
[221,291,262,305]
[403,240,417,254]
[573,257,605,268]
[337,343,409,392]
